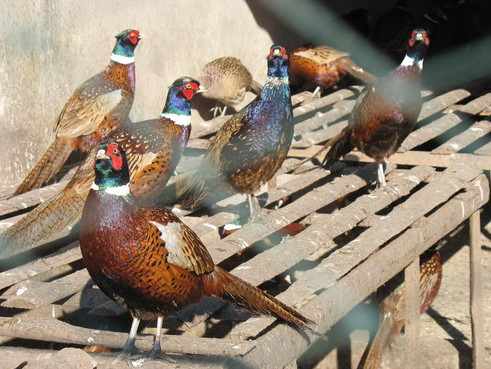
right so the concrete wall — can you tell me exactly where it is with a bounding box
[0,0,298,184]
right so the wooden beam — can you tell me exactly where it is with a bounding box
[469,210,484,369]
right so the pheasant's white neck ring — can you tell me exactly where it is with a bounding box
[160,113,191,126]
[266,76,290,85]
[111,53,135,65]
[91,183,130,196]
[401,55,424,70]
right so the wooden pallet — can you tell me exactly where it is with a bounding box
[0,88,489,369]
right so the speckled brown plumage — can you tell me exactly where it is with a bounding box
[13,29,141,196]
[362,249,442,369]
[80,142,313,358]
[289,45,376,94]
[199,56,262,116]
[0,78,202,259]
[321,29,430,186]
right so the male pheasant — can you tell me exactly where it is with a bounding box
[320,29,430,187]
[0,78,203,259]
[199,56,262,117]
[13,29,141,196]
[80,141,313,361]
[362,249,442,369]
[169,45,293,219]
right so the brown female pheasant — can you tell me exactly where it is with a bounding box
[199,56,262,117]
[13,29,141,196]
[362,249,442,369]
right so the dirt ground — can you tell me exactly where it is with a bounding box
[299,200,491,369]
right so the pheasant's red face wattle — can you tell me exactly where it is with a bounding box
[409,30,429,47]
[127,30,140,45]
[269,46,288,59]
[181,82,200,100]
[106,143,124,170]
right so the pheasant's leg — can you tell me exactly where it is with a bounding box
[312,86,322,98]
[148,316,175,362]
[247,194,263,221]
[149,316,163,358]
[219,106,228,117]
[376,161,387,187]
[113,317,141,364]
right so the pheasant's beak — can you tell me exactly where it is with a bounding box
[415,32,424,41]
[197,85,208,94]
[96,149,110,160]
[273,48,282,57]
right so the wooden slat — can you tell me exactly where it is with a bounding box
[432,120,491,154]
[474,140,491,156]
[0,316,256,357]
[1,269,90,309]
[469,210,485,369]
[404,257,421,369]
[399,113,463,152]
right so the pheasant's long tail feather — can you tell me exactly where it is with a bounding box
[13,139,73,196]
[164,169,213,211]
[202,266,312,327]
[322,129,353,168]
[0,159,92,259]
[341,58,377,84]
[363,317,403,369]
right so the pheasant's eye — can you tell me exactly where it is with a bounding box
[185,83,192,89]
[112,148,119,155]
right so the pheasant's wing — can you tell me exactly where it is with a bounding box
[142,206,215,275]
[54,73,124,138]
[201,111,248,175]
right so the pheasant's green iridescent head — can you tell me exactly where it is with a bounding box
[267,45,289,78]
[94,142,130,191]
[111,29,141,62]
[163,77,204,118]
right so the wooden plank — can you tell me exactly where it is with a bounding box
[0,241,81,290]
[293,99,355,137]
[450,92,491,115]
[0,179,69,218]
[0,316,256,357]
[1,269,90,309]
[432,120,491,154]
[399,113,463,152]
[474,140,491,156]
[469,210,485,369]
[235,173,489,368]
[417,89,471,121]
[286,148,491,171]
[404,257,421,369]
